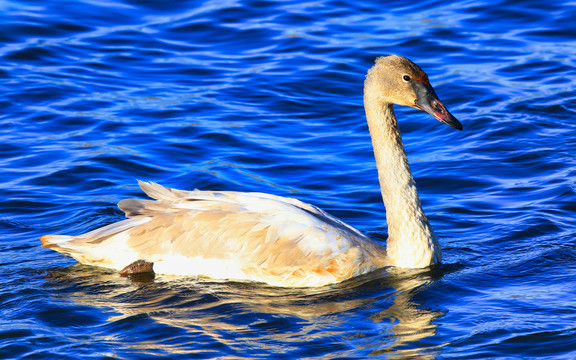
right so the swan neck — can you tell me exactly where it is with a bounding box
[364,89,441,268]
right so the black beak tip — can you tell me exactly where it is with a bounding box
[412,81,463,132]
[415,102,463,131]
[447,116,463,131]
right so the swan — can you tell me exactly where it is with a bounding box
[41,55,462,287]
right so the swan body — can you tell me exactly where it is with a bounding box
[41,55,462,287]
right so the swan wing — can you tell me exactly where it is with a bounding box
[42,181,387,287]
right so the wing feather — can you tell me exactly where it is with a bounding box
[42,181,388,286]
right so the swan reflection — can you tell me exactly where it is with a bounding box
[45,266,445,358]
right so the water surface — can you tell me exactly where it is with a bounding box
[1,0,576,358]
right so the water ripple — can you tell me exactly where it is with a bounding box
[1,0,576,358]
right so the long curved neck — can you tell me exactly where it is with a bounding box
[364,87,441,268]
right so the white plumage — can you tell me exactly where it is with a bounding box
[41,55,462,287]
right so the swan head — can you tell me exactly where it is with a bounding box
[365,55,463,130]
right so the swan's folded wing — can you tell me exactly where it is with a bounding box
[116,207,380,286]
[120,181,368,240]
[44,181,387,286]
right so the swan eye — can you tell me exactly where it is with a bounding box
[403,75,411,82]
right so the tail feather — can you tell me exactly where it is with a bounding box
[40,234,75,248]
[40,234,89,260]
[40,217,151,266]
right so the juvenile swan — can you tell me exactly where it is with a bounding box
[41,55,462,287]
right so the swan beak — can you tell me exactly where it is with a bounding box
[412,81,463,130]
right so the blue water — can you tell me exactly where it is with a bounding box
[1,0,576,358]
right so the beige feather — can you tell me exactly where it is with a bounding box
[41,55,461,287]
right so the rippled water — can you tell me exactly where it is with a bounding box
[1,0,576,358]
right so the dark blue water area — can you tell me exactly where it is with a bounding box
[1,0,575,358]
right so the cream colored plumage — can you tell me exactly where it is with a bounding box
[41,55,462,287]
